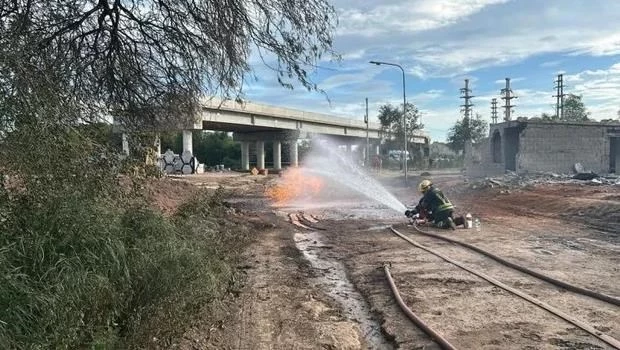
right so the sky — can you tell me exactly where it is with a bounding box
[241,0,620,142]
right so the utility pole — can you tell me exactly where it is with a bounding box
[501,78,517,121]
[460,79,474,119]
[364,97,369,167]
[491,98,498,124]
[553,74,566,119]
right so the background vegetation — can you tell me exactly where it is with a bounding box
[0,0,336,347]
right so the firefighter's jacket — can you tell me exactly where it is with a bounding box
[417,186,454,215]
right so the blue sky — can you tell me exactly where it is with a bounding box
[242,0,620,142]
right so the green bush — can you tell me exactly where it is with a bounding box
[0,127,250,349]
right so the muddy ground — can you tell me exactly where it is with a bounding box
[172,171,619,350]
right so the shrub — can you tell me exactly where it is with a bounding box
[0,128,250,349]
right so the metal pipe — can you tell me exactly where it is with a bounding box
[383,264,459,350]
[365,97,369,168]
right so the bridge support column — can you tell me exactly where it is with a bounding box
[362,146,367,166]
[155,133,161,156]
[289,141,298,167]
[273,140,282,170]
[182,130,193,154]
[241,141,250,170]
[256,140,265,169]
[122,133,129,155]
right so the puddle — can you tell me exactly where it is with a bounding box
[294,231,394,350]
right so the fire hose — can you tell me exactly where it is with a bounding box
[409,224,620,307]
[383,263,458,350]
[389,226,620,350]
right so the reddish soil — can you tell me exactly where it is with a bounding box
[168,172,619,350]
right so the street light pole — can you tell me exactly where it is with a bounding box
[369,60,408,184]
[365,97,369,167]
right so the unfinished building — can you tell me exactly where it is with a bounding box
[467,120,620,176]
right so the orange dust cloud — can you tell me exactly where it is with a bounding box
[265,168,325,205]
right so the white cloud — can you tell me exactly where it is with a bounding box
[330,1,620,77]
[540,60,563,68]
[408,65,428,79]
[335,0,509,37]
[562,63,620,118]
[494,77,526,84]
[412,89,444,103]
[469,63,620,120]
[240,1,620,142]
[319,69,379,90]
[571,33,620,57]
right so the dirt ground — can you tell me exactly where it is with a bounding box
[170,171,619,350]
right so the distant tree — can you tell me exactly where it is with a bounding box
[298,139,312,161]
[377,102,423,151]
[541,112,558,121]
[617,109,620,120]
[562,94,589,122]
[193,132,240,169]
[159,131,241,168]
[446,114,488,152]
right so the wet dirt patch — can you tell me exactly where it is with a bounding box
[294,230,394,349]
[548,337,604,349]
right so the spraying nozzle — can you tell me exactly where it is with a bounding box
[404,208,418,218]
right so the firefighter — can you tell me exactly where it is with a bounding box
[405,179,464,230]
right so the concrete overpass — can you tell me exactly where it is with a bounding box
[199,98,384,139]
[189,98,430,170]
[120,97,431,171]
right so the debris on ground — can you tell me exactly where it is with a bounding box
[573,162,586,174]
[573,172,599,181]
[468,171,619,190]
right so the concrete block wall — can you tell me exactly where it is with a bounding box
[465,136,505,178]
[517,123,610,174]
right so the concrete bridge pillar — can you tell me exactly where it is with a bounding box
[182,130,193,154]
[122,133,129,155]
[362,146,367,166]
[289,141,298,167]
[155,133,161,156]
[241,141,250,170]
[256,140,265,169]
[273,140,282,170]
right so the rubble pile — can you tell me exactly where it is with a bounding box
[468,170,620,191]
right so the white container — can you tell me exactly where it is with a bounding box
[465,213,473,229]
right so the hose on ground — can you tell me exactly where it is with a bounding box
[389,226,620,350]
[410,224,620,307]
[383,264,458,350]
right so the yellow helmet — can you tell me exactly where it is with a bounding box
[418,179,432,193]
